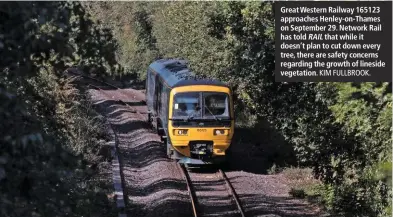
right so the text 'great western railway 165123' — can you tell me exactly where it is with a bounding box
[145,58,235,166]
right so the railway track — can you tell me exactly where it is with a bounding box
[178,163,246,217]
[66,69,148,117]
[88,84,147,120]
[66,71,131,217]
[69,70,247,217]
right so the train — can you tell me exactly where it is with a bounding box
[145,58,234,166]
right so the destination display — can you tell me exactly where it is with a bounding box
[275,1,392,82]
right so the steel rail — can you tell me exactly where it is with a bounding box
[88,83,147,121]
[177,163,199,217]
[218,169,246,217]
[75,75,129,217]
[71,71,148,118]
[67,69,120,90]
[74,69,245,217]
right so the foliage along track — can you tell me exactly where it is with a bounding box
[84,80,129,217]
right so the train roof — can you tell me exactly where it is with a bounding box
[148,58,229,88]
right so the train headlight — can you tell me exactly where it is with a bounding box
[214,129,228,135]
[174,129,188,136]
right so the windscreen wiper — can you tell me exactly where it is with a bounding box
[183,109,198,121]
[185,112,195,121]
[184,106,202,121]
[204,105,220,121]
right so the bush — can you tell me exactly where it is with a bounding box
[289,188,306,199]
[0,2,119,216]
[83,2,159,80]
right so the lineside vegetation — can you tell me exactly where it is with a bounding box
[0,2,121,216]
[85,2,392,217]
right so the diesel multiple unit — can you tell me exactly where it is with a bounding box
[145,58,234,165]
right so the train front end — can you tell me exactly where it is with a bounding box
[168,85,234,166]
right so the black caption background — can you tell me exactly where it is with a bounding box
[275,1,392,82]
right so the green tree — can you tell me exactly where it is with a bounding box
[0,2,119,216]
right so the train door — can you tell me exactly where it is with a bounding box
[154,74,163,113]
[154,76,164,136]
[146,70,149,96]
[153,74,159,114]
[146,69,151,108]
[157,78,163,114]
[146,69,155,123]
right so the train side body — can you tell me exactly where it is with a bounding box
[145,58,234,165]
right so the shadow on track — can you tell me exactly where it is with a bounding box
[92,96,193,217]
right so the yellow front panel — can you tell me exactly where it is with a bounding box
[168,85,235,158]
[171,127,234,156]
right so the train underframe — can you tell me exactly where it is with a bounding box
[149,114,230,167]
[166,139,227,166]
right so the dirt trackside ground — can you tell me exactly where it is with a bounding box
[88,87,329,217]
